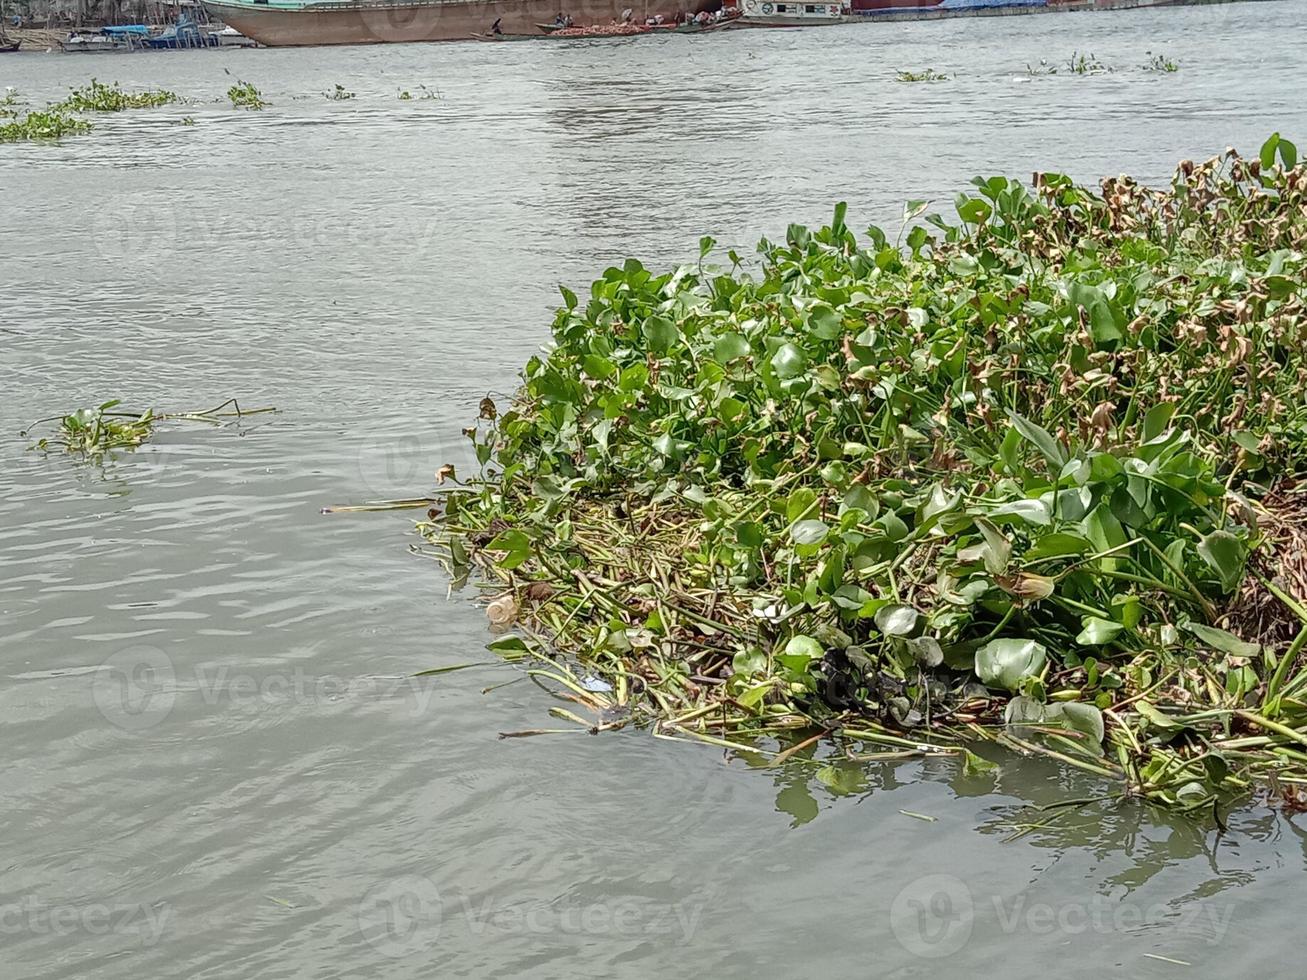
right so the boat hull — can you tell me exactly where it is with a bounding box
[202,0,702,45]
[202,0,1252,46]
[848,0,1194,16]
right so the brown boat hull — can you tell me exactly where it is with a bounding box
[202,0,702,45]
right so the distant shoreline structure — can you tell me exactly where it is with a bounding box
[847,0,1266,22]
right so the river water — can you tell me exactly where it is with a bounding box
[2,3,1305,976]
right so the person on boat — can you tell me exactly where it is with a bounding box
[490,16,503,33]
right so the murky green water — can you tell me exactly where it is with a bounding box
[2,3,1305,976]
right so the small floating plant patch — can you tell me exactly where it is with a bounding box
[24,399,276,457]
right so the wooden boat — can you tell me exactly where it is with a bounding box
[60,28,145,52]
[210,24,258,45]
[203,0,700,46]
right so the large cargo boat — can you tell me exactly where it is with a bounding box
[199,0,1244,47]
[201,0,702,45]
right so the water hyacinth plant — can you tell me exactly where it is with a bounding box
[59,78,178,112]
[1068,51,1112,74]
[227,80,268,110]
[422,136,1307,815]
[1144,51,1180,73]
[0,80,178,143]
[28,401,157,456]
[895,69,950,83]
[25,398,276,457]
[0,108,92,143]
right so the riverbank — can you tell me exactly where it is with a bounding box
[425,139,1307,816]
[5,28,65,50]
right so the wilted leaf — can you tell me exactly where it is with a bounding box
[996,572,1056,602]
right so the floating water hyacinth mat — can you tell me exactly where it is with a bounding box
[420,135,1307,816]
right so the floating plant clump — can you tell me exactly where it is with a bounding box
[59,78,178,112]
[0,80,178,143]
[895,68,951,83]
[25,399,276,457]
[420,135,1307,816]
[227,80,269,110]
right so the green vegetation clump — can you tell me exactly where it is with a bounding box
[423,136,1307,814]
[59,78,178,112]
[227,80,268,110]
[28,401,156,455]
[0,87,22,117]
[895,68,950,83]
[0,80,177,143]
[1144,51,1180,73]
[24,398,275,458]
[0,108,92,143]
[1068,51,1112,74]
